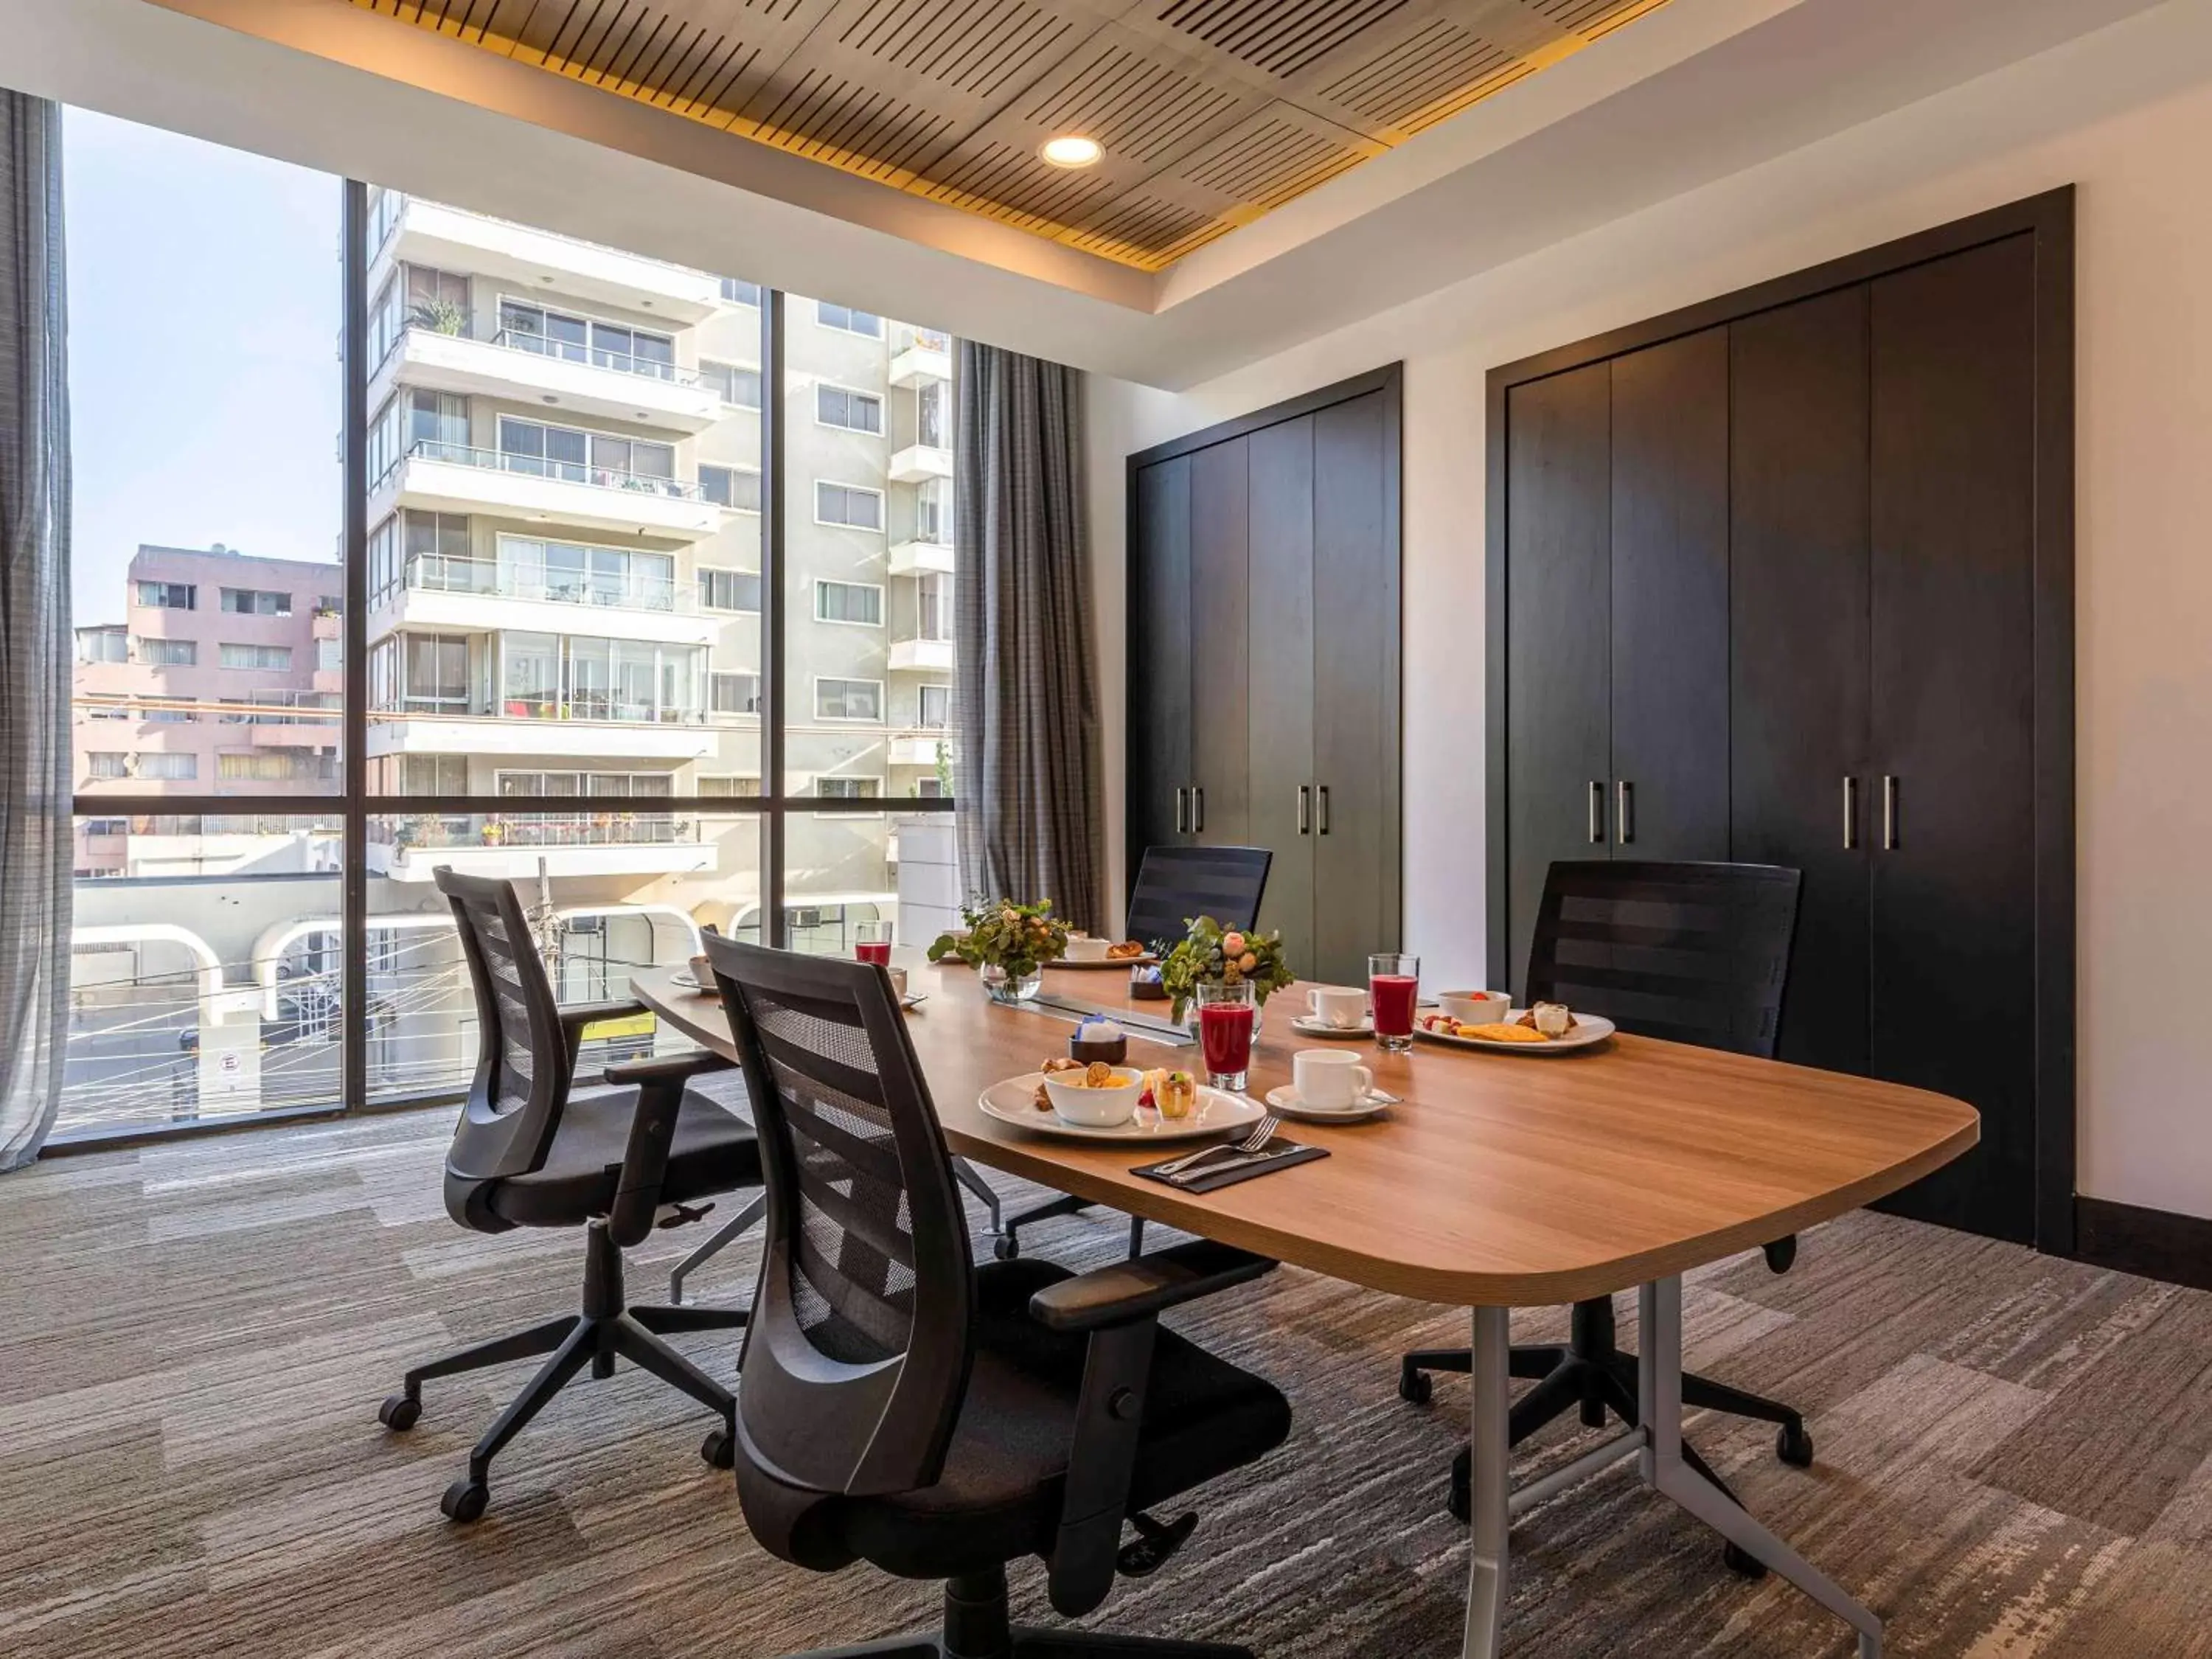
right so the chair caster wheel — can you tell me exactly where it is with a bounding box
[441,1478,489,1523]
[1723,1542,1767,1579]
[1398,1365,1433,1405]
[1776,1422,1815,1467]
[1448,1472,1470,1526]
[993,1234,1020,1261]
[701,1427,734,1470]
[378,1393,421,1432]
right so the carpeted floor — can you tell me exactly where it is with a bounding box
[3,1107,2209,1659]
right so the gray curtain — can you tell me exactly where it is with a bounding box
[0,93,72,1172]
[953,343,1102,931]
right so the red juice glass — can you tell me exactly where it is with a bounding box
[855,919,893,967]
[1368,953,1420,1054]
[1194,979,1256,1093]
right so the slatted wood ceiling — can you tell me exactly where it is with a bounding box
[342,0,1676,271]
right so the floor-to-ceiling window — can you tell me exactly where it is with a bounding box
[54,119,959,1144]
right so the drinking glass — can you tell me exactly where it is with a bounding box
[1195,979,1257,1093]
[1368,952,1420,1054]
[855,919,894,967]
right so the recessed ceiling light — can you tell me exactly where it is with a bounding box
[1040,134,1104,169]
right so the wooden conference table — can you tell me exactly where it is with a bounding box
[634,956,1978,1659]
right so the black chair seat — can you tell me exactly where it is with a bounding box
[473,1086,759,1229]
[743,1258,1291,1583]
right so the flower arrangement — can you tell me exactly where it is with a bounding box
[928,898,1070,984]
[1158,916,1296,1022]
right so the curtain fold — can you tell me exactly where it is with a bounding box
[952,343,1102,932]
[0,93,73,1172]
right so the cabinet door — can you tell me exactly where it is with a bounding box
[1504,362,1612,998]
[1870,235,2039,1242]
[1128,456,1193,862]
[1189,438,1251,847]
[1610,330,1731,862]
[1247,416,1318,976]
[1731,287,1872,1075]
[1312,389,1397,985]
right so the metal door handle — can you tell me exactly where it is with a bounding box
[1174,787,1187,835]
[1615,780,1633,846]
[1882,775,1898,851]
[1296,785,1310,835]
[1843,776,1858,851]
[1192,785,1204,836]
[1587,782,1604,844]
[1317,785,1330,835]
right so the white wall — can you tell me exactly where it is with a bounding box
[1088,1,2212,1223]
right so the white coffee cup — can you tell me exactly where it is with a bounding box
[1307,986,1368,1029]
[1063,935,1110,962]
[688,953,714,987]
[1293,1048,1374,1112]
[888,965,909,1001]
[1439,990,1510,1026]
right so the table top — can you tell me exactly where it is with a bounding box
[633,958,1979,1308]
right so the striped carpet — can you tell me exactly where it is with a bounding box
[3,1108,2209,1658]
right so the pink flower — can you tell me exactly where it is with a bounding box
[1221,931,1246,956]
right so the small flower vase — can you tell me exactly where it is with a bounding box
[982,964,1043,1004]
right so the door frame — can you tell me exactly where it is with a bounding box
[1124,364,1404,940]
[1484,189,2075,1253]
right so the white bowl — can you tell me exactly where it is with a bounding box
[1043,1067,1144,1127]
[1062,936,1110,962]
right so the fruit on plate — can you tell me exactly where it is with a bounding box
[1155,1070,1197,1119]
[1518,1001,1577,1037]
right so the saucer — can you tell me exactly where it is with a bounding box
[1264,1083,1389,1124]
[1290,1015,1373,1039]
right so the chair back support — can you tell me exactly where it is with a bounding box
[435,867,571,1183]
[1124,844,1273,951]
[703,936,974,1500]
[1526,860,1802,1058]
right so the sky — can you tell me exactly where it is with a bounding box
[65,106,344,626]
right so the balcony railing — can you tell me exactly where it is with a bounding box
[378,696,709,727]
[372,813,700,853]
[381,437,709,501]
[399,552,689,614]
[372,310,703,388]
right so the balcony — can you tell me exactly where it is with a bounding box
[378,196,720,321]
[368,813,717,882]
[888,443,954,484]
[888,539,955,577]
[888,637,956,672]
[373,441,724,541]
[890,329,952,388]
[374,554,719,648]
[373,321,723,433]
[367,707,714,762]
[888,731,953,767]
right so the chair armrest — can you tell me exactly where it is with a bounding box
[604,1047,733,1247]
[1029,1239,1276,1333]
[556,996,646,1072]
[603,1049,733,1090]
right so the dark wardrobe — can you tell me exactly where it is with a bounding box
[1487,193,2074,1251]
[1127,367,1402,987]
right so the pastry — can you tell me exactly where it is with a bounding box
[1517,1003,1577,1037]
[1465,1022,1548,1043]
[1106,940,1147,960]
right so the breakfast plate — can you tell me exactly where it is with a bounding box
[669,968,922,1010]
[1413,1010,1615,1054]
[1264,1084,1389,1124]
[1289,1015,1374,1039]
[978,1074,1265,1143]
[1050,953,1158,970]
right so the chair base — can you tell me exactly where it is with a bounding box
[993,1194,1147,1262]
[772,1570,1251,1659]
[380,1218,749,1520]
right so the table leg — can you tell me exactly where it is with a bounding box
[1637,1278,1882,1659]
[667,1192,766,1306]
[1462,1305,1511,1659]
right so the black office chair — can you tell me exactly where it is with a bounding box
[375,868,759,1521]
[992,844,1273,1262]
[704,935,1292,1659]
[1398,860,1811,1571]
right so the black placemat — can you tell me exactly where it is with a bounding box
[1131,1141,1329,1192]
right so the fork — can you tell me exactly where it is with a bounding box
[1153,1113,1280,1178]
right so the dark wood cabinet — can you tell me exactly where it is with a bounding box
[1127,369,1401,985]
[1490,195,2073,1251]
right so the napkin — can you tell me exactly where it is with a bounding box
[1131,1141,1329,1192]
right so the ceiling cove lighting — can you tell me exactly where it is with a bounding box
[1040,134,1104,169]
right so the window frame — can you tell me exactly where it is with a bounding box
[812,675,886,723]
[812,578,885,628]
[814,380,885,436]
[813,479,886,532]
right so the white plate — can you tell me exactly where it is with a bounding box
[669,969,922,1012]
[978,1074,1265,1143]
[1289,1015,1374,1039]
[1264,1083,1388,1124]
[669,968,703,991]
[1050,954,1158,970]
[1413,1009,1617,1054]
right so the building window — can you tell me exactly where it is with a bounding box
[136,580,195,610]
[916,476,952,543]
[917,378,946,448]
[220,643,294,671]
[136,637,198,667]
[496,416,675,488]
[400,755,468,795]
[816,384,883,434]
[815,678,883,722]
[815,300,883,338]
[144,698,197,724]
[403,633,471,711]
[815,480,884,532]
[496,770,671,797]
[77,627,128,664]
[916,776,945,799]
[814,580,883,626]
[815,776,883,813]
[699,464,762,511]
[218,751,334,783]
[916,571,953,641]
[710,672,762,715]
[220,587,293,616]
[496,534,676,611]
[86,752,128,779]
[720,276,761,306]
[701,361,762,407]
[698,568,762,612]
[317,639,343,671]
[134,753,198,781]
[698,774,762,797]
[317,594,343,613]
[919,684,953,729]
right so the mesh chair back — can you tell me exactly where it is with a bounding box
[1125,845,1273,952]
[434,867,570,1183]
[704,935,973,1498]
[1526,861,1801,1058]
